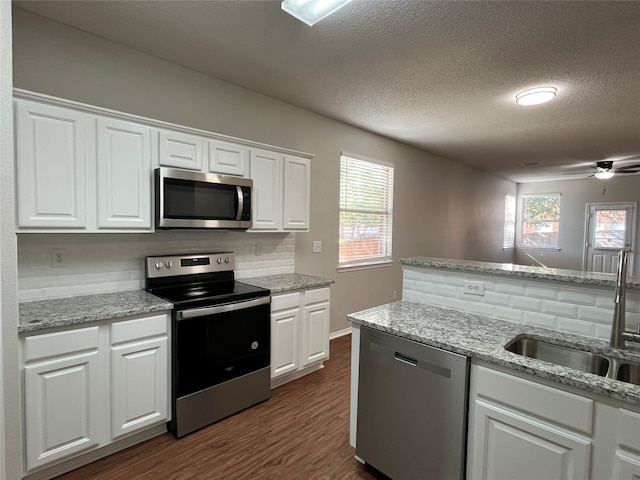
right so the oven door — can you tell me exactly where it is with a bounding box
[174,296,270,398]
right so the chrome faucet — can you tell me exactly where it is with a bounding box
[610,247,640,349]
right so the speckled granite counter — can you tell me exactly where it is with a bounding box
[240,273,334,294]
[348,300,640,405]
[400,256,640,289]
[19,291,173,334]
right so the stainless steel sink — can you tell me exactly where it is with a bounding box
[505,337,610,377]
[616,362,640,386]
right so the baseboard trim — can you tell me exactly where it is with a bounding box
[329,327,352,340]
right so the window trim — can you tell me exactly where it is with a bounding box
[503,194,516,250]
[338,151,394,270]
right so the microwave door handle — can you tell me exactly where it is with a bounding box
[236,186,244,221]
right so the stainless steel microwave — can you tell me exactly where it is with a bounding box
[155,167,252,230]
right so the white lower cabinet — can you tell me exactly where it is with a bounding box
[270,287,330,386]
[467,361,640,480]
[21,313,170,474]
[109,315,168,441]
[23,327,102,471]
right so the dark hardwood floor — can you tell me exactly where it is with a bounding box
[55,334,387,480]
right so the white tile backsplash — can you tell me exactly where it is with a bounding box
[18,231,295,301]
[403,267,640,341]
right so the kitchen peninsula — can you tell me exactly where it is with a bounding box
[348,257,640,480]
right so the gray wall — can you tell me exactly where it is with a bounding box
[12,8,516,334]
[1,3,21,479]
[516,176,640,274]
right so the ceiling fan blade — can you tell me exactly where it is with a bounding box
[617,169,640,174]
[614,163,640,172]
[562,171,592,175]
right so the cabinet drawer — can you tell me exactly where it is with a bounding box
[304,287,330,305]
[618,408,640,452]
[24,326,100,363]
[111,314,168,345]
[272,292,301,311]
[474,365,594,434]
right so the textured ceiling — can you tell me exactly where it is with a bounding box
[13,0,640,183]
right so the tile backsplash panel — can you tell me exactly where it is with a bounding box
[18,231,294,302]
[403,266,640,341]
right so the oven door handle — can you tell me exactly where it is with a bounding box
[176,296,271,320]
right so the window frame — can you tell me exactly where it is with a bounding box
[338,152,394,271]
[519,193,562,250]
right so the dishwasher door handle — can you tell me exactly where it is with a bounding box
[369,340,452,378]
[394,352,418,366]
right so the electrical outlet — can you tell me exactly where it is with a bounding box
[393,290,398,300]
[463,280,484,296]
[312,241,322,253]
[255,243,262,256]
[51,248,67,268]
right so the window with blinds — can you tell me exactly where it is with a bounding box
[521,193,561,248]
[503,194,516,249]
[339,154,394,268]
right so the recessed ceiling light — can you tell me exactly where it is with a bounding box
[515,87,557,106]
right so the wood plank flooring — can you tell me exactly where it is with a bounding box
[55,334,387,480]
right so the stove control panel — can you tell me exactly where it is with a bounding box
[146,252,235,278]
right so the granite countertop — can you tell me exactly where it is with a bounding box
[400,256,640,290]
[240,273,334,294]
[19,291,174,334]
[19,273,334,334]
[348,300,640,406]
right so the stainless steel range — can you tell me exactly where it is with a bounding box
[145,252,271,438]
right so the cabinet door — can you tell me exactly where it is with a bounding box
[24,351,101,470]
[301,300,330,367]
[283,155,310,230]
[271,307,300,378]
[209,139,247,176]
[468,400,591,480]
[110,337,168,440]
[158,129,204,170]
[249,149,282,230]
[15,100,87,228]
[96,117,152,229]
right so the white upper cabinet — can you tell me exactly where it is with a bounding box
[15,100,87,228]
[249,148,283,230]
[208,139,247,176]
[283,155,310,230]
[249,150,310,232]
[96,117,152,229]
[158,129,204,171]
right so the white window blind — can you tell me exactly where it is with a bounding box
[503,194,516,249]
[339,154,394,267]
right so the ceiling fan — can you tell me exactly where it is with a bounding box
[563,159,640,180]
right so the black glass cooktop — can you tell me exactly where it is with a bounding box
[148,280,270,309]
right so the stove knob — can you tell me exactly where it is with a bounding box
[155,261,164,270]
[217,257,223,264]
[224,257,231,264]
[165,260,173,269]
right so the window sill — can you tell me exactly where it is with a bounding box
[337,260,395,272]
[518,247,562,251]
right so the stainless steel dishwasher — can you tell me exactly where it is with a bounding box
[356,326,470,480]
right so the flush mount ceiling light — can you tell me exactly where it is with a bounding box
[595,170,615,180]
[281,0,353,26]
[515,86,557,106]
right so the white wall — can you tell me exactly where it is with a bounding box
[1,3,22,479]
[12,8,516,334]
[516,176,640,274]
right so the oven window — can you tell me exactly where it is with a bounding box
[175,302,270,397]
[164,178,237,220]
